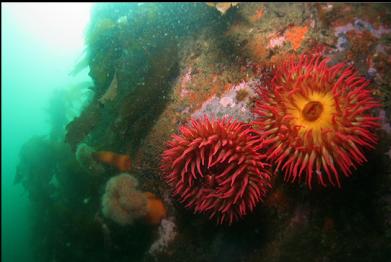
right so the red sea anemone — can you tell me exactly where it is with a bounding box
[161,116,271,225]
[253,55,381,189]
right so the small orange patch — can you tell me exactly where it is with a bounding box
[250,8,264,23]
[92,151,131,172]
[285,25,309,51]
[223,82,233,92]
[144,192,167,225]
[247,34,269,61]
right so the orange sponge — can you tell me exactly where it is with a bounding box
[144,192,167,225]
[93,151,131,172]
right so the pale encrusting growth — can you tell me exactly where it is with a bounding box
[148,217,177,256]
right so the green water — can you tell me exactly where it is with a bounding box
[2,4,92,261]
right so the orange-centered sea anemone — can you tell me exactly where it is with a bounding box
[253,55,380,189]
[161,116,271,225]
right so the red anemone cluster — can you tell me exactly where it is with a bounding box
[160,54,381,225]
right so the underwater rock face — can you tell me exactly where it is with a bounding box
[20,3,391,262]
